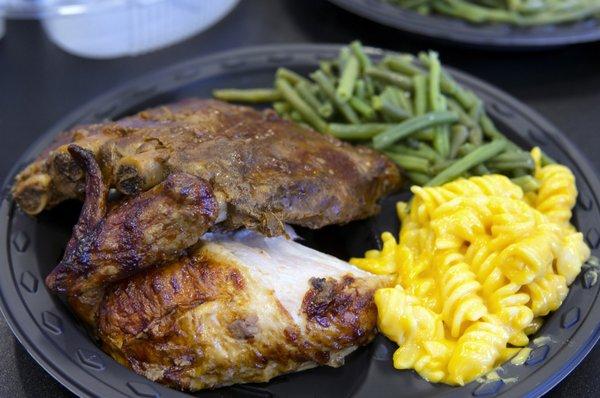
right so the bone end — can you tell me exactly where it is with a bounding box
[12,173,52,215]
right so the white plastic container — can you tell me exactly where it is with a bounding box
[1,0,239,58]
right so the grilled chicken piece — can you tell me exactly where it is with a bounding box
[46,145,219,296]
[97,230,391,390]
[12,99,400,236]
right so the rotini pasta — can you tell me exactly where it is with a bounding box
[351,149,590,386]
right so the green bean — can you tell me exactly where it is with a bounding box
[405,171,431,186]
[385,152,431,174]
[296,82,333,118]
[450,125,470,158]
[319,61,336,79]
[512,175,541,193]
[428,52,442,111]
[486,159,535,171]
[311,71,360,124]
[276,78,328,133]
[490,151,532,164]
[289,110,303,122]
[329,123,395,140]
[473,163,490,176]
[414,130,435,141]
[276,68,310,86]
[431,159,455,175]
[213,88,281,103]
[339,47,351,70]
[458,143,476,157]
[426,140,507,186]
[372,95,410,122]
[382,55,421,76]
[350,40,373,71]
[391,87,414,116]
[337,56,360,102]
[349,97,376,119]
[366,66,413,90]
[418,51,476,109]
[355,80,367,100]
[427,52,450,158]
[413,75,427,116]
[373,111,459,150]
[417,142,442,161]
[296,82,325,113]
[273,101,291,115]
[388,144,440,162]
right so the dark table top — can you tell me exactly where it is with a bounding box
[0,0,599,397]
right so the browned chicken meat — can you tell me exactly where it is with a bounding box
[12,98,400,236]
[13,99,399,390]
[98,233,391,390]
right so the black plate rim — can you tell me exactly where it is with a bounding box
[328,0,600,48]
[1,43,599,398]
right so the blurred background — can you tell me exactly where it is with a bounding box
[0,1,599,397]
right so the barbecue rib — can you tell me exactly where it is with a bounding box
[12,99,401,236]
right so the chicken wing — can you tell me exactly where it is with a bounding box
[46,145,219,297]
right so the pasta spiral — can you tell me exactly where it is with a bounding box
[526,273,568,317]
[351,149,590,386]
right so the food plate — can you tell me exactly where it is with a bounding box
[1,44,599,398]
[328,0,600,49]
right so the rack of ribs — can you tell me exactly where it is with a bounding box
[12,99,400,236]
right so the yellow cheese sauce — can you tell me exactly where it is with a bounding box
[351,148,590,386]
[510,347,532,366]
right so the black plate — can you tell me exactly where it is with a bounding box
[1,44,600,398]
[329,0,600,49]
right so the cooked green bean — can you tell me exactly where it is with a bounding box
[366,66,413,90]
[390,0,600,27]
[413,75,427,116]
[373,111,459,150]
[215,41,559,187]
[511,175,541,192]
[486,159,535,171]
[405,171,431,185]
[373,95,410,122]
[383,55,421,76]
[276,78,328,133]
[450,125,470,158]
[337,56,360,102]
[349,97,376,119]
[355,80,367,100]
[427,140,507,186]
[273,101,291,115]
[311,70,360,124]
[276,68,310,86]
[385,152,431,174]
[473,163,490,176]
[213,88,281,103]
[350,40,373,71]
[296,81,333,118]
[388,144,440,162]
[329,123,395,140]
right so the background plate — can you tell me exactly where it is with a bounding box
[329,0,600,49]
[1,44,599,398]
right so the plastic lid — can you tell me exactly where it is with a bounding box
[1,0,165,18]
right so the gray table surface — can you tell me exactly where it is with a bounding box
[0,0,599,396]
